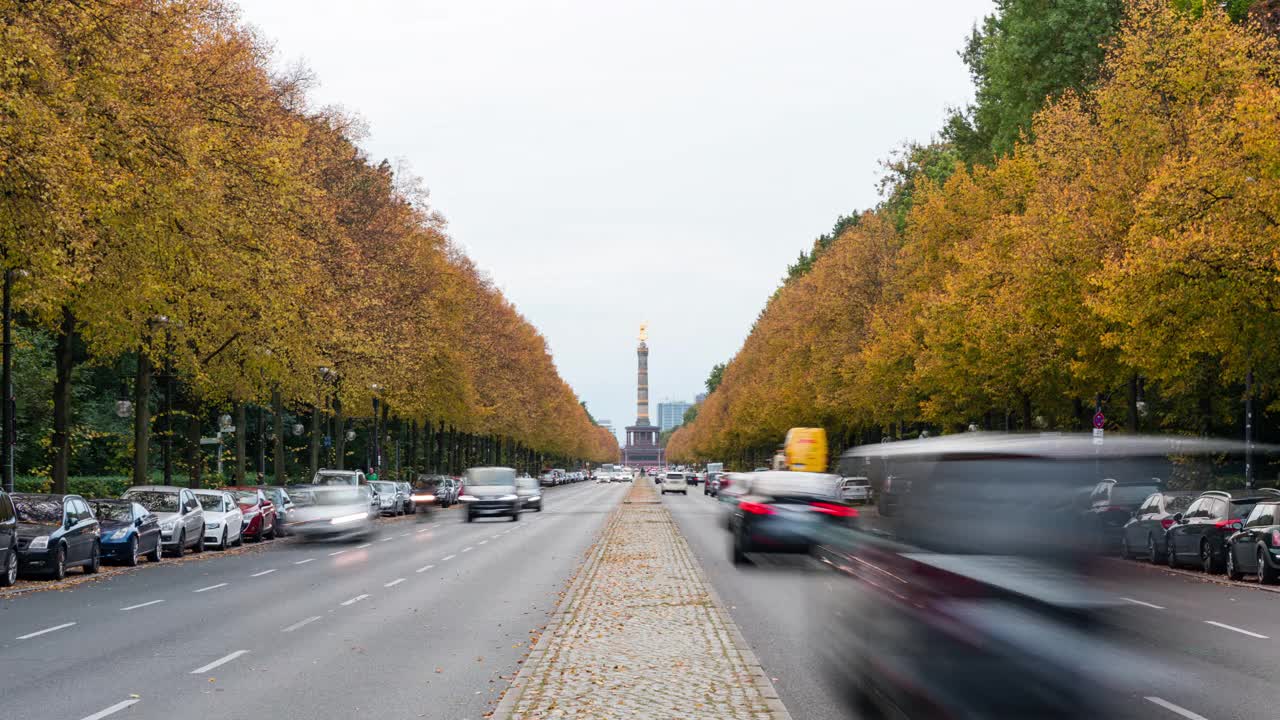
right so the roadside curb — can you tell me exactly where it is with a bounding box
[1105,556,1280,595]
[488,490,622,720]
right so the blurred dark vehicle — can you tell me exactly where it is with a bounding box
[290,485,378,542]
[13,493,100,579]
[704,475,720,497]
[459,467,521,522]
[1165,489,1280,573]
[1083,478,1164,554]
[1225,499,1280,583]
[396,482,415,514]
[815,433,1257,720]
[729,471,852,564]
[517,475,543,512]
[89,499,162,566]
[1120,490,1196,562]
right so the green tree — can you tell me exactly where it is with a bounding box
[705,363,727,394]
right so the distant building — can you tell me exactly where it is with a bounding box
[695,393,707,404]
[657,401,693,432]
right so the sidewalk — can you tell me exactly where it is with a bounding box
[494,481,790,719]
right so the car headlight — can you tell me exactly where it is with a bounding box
[28,536,49,550]
[108,528,132,541]
[160,520,177,532]
[499,494,518,501]
[412,494,435,502]
[458,494,477,502]
[206,522,220,529]
[330,512,366,525]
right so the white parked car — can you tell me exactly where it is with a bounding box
[194,490,244,549]
[660,472,688,495]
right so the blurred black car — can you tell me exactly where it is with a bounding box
[0,489,17,586]
[88,499,162,566]
[411,475,450,507]
[1084,478,1163,554]
[1166,489,1280,573]
[1226,499,1280,583]
[1119,490,1196,562]
[13,493,101,579]
[729,471,853,564]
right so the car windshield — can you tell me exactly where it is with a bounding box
[1166,495,1194,513]
[233,491,260,505]
[371,482,396,492]
[310,487,368,506]
[517,478,539,490]
[125,491,179,513]
[15,498,63,523]
[90,502,133,522]
[314,473,357,485]
[194,494,225,511]
[465,468,517,486]
[1111,484,1160,505]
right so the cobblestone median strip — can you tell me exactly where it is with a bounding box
[492,482,792,720]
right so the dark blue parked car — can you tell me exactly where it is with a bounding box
[89,499,162,566]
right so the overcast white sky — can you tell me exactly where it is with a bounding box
[234,0,993,441]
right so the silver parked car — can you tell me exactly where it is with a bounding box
[123,486,205,557]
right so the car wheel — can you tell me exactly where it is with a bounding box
[172,531,185,558]
[511,510,520,522]
[1120,535,1132,560]
[125,536,140,567]
[1227,545,1243,580]
[1147,535,1158,564]
[84,542,100,574]
[1259,547,1279,585]
[220,529,228,550]
[465,511,474,523]
[264,521,276,541]
[1167,542,1177,568]
[732,532,750,565]
[194,530,206,553]
[1,546,17,587]
[50,544,67,580]
[1201,541,1221,574]
[146,537,163,563]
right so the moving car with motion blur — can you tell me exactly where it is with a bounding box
[311,469,367,486]
[193,490,244,550]
[89,499,162,565]
[728,471,851,564]
[290,485,378,542]
[123,486,205,557]
[13,493,101,579]
[1119,489,1196,562]
[1225,499,1280,583]
[517,475,543,512]
[813,433,1259,720]
[1165,488,1280,573]
[459,466,522,522]
[410,475,447,508]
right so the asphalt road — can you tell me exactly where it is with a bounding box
[0,481,625,720]
[665,486,1280,720]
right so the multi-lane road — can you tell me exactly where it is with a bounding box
[666,488,1280,720]
[0,482,625,720]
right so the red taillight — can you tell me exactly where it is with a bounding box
[719,478,731,489]
[1160,518,1174,530]
[812,502,858,518]
[739,501,775,515]
[1271,530,1280,546]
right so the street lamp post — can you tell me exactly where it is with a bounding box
[2,268,14,493]
[370,384,383,474]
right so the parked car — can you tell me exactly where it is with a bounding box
[311,469,367,486]
[123,486,205,557]
[1165,489,1280,572]
[224,487,276,542]
[1119,490,1197,562]
[395,482,415,514]
[0,489,17,586]
[517,475,543,512]
[193,490,244,550]
[459,466,522,522]
[729,472,851,564]
[290,485,378,542]
[1225,499,1280,583]
[256,486,295,536]
[838,476,872,505]
[89,499,162,565]
[12,493,101,579]
[661,471,688,495]
[1083,478,1164,554]
[369,480,402,516]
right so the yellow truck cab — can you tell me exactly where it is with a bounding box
[784,428,828,473]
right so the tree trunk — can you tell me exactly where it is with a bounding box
[51,307,75,493]
[272,389,286,484]
[1126,374,1139,434]
[185,389,202,489]
[309,402,322,477]
[234,402,246,483]
[333,396,346,470]
[1073,397,1086,430]
[132,350,152,486]
[1021,393,1032,431]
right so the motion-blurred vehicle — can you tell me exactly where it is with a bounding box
[396,481,415,514]
[89,499,162,565]
[123,486,205,557]
[784,427,828,472]
[459,466,522,522]
[1165,489,1280,573]
[256,486,295,536]
[1225,499,1280,583]
[1119,490,1196,562]
[704,474,720,497]
[1083,477,1164,554]
[370,480,402,516]
[225,487,276,542]
[517,475,543,512]
[816,433,1259,719]
[311,469,367,486]
[0,489,17,586]
[13,493,100,579]
[838,476,871,505]
[193,490,244,550]
[660,471,688,495]
[410,475,447,508]
[290,485,378,542]
[729,471,850,564]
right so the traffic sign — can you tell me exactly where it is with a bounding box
[1092,412,1105,430]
